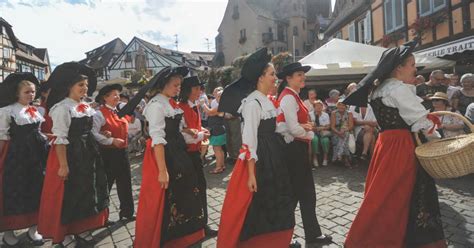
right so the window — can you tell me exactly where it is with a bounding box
[240,29,246,39]
[232,5,239,19]
[277,24,285,41]
[335,31,343,39]
[125,52,132,62]
[384,0,405,33]
[303,21,306,30]
[294,3,297,11]
[295,49,300,56]
[293,26,299,36]
[349,22,356,41]
[269,27,272,33]
[419,0,446,16]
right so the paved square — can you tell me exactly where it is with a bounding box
[2,156,473,247]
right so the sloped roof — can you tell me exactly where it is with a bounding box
[16,49,48,66]
[16,41,49,66]
[0,17,18,48]
[80,38,126,69]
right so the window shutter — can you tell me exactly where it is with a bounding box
[365,11,372,43]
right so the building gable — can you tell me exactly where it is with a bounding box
[109,37,182,73]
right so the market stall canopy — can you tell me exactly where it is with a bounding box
[299,39,455,77]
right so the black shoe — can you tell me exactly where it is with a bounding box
[119,215,136,223]
[307,234,333,244]
[75,235,96,247]
[289,240,302,248]
[204,226,218,237]
[105,219,116,226]
[27,231,45,246]
[2,237,20,247]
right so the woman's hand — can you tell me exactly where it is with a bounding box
[158,169,169,189]
[301,123,313,131]
[247,174,257,193]
[58,165,69,180]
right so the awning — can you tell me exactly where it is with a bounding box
[299,38,455,78]
[415,36,474,57]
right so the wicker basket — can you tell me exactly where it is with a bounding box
[415,111,474,179]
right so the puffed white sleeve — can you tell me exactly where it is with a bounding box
[92,111,113,146]
[280,95,314,140]
[0,108,11,140]
[180,115,205,144]
[50,105,72,145]
[144,102,167,146]
[389,85,433,132]
[241,100,261,161]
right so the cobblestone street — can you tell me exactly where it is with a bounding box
[2,156,473,247]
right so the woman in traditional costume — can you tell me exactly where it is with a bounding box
[178,75,218,237]
[276,62,332,246]
[343,39,446,247]
[127,66,206,248]
[217,48,296,248]
[0,73,48,246]
[38,62,109,247]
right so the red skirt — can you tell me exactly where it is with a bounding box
[134,140,205,248]
[345,130,417,247]
[217,158,293,248]
[38,146,108,243]
[0,142,38,231]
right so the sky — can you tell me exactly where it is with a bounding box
[1,0,335,67]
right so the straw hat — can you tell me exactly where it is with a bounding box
[430,92,449,101]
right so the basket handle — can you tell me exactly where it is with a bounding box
[414,111,474,146]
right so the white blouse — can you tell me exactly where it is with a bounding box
[181,101,206,145]
[371,78,435,132]
[0,103,45,140]
[238,90,278,161]
[49,98,96,145]
[91,104,116,146]
[277,87,314,143]
[143,94,183,147]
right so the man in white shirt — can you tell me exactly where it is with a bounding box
[303,89,317,122]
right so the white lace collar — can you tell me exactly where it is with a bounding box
[239,90,277,120]
[51,98,95,118]
[1,103,45,125]
[148,94,183,117]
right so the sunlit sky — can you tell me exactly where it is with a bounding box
[0,0,335,66]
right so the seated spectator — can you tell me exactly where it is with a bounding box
[452,73,474,115]
[128,113,144,155]
[349,105,377,161]
[416,70,448,110]
[431,92,465,138]
[415,75,426,86]
[304,89,318,122]
[326,89,340,113]
[465,102,474,123]
[446,73,461,101]
[343,82,357,99]
[311,100,331,167]
[330,100,354,168]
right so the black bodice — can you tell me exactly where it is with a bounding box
[68,115,93,138]
[370,98,410,131]
[258,117,277,137]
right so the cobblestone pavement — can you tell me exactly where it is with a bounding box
[2,155,473,247]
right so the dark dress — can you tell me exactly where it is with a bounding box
[218,114,296,248]
[135,113,205,247]
[38,115,109,243]
[0,119,47,231]
[345,97,445,247]
[240,117,296,240]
